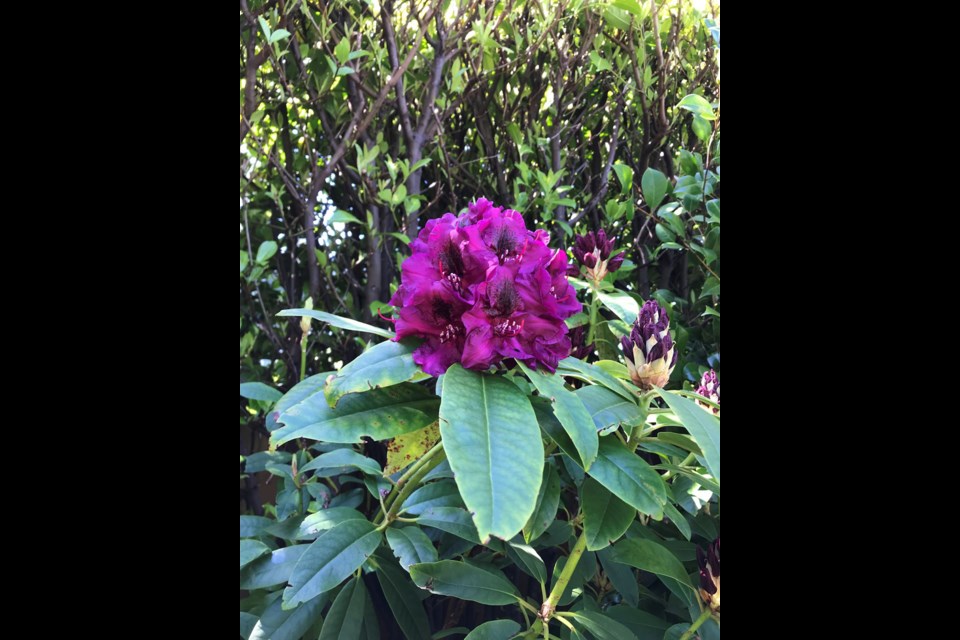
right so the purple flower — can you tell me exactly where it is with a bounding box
[571,228,627,283]
[697,537,720,614]
[569,325,595,361]
[390,199,581,374]
[696,369,720,413]
[621,300,678,389]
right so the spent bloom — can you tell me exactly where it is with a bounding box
[571,228,626,283]
[696,369,720,414]
[621,300,678,389]
[568,325,595,361]
[389,198,579,375]
[697,537,720,614]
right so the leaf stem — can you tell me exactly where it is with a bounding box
[678,607,715,640]
[538,529,588,621]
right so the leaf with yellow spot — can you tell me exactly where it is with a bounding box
[384,421,440,476]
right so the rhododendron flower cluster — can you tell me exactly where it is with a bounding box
[621,299,678,389]
[389,198,580,375]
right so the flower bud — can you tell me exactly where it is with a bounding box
[620,300,677,389]
[696,369,720,414]
[697,537,720,614]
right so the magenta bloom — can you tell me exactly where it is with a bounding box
[389,200,579,374]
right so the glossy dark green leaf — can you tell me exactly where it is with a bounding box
[610,538,696,602]
[240,611,258,639]
[284,520,382,606]
[534,398,583,467]
[376,560,431,640]
[439,365,544,543]
[558,357,635,402]
[277,309,395,339]
[604,605,669,640]
[325,340,422,406]
[662,502,692,540]
[504,539,547,584]
[582,477,636,550]
[300,449,382,477]
[588,438,667,518]
[568,610,640,640]
[657,390,720,483]
[519,362,598,470]
[318,578,366,640]
[523,461,561,543]
[576,386,644,434]
[641,168,668,212]
[240,545,310,590]
[597,291,640,325]
[401,480,463,515]
[272,383,439,446]
[240,515,274,538]
[249,592,327,640]
[241,539,271,568]
[463,620,522,639]
[267,374,330,431]
[597,548,639,608]
[240,382,283,402]
[410,560,519,605]
[298,508,367,539]
[386,526,438,571]
[416,507,481,543]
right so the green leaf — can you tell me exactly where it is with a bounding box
[692,115,712,141]
[283,520,382,606]
[597,291,639,325]
[376,560,432,640]
[267,373,330,432]
[597,549,639,608]
[241,539,271,568]
[657,391,720,483]
[439,365,544,543]
[325,340,421,407]
[590,50,613,72]
[582,477,636,550]
[256,240,278,264]
[504,539,547,584]
[641,168,668,212]
[298,508,367,539]
[258,16,272,40]
[523,462,561,543]
[409,560,520,605]
[576,386,644,434]
[249,592,327,640]
[240,515,274,538]
[268,28,292,43]
[318,577,365,640]
[558,357,635,403]
[612,0,644,17]
[240,612,258,640]
[662,501,692,540]
[240,545,310,590]
[334,38,351,65]
[588,438,667,518]
[610,538,697,602]
[518,362,598,470]
[386,526,438,571]
[401,480,463,515]
[612,163,634,194]
[605,605,670,640]
[300,449,382,477]
[240,382,282,403]
[330,209,363,225]
[272,383,439,446]
[464,620,522,639]
[677,94,716,120]
[568,611,640,640]
[240,250,249,274]
[277,309,394,339]
[416,507,480,543]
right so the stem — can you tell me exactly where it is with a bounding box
[522,620,543,640]
[661,452,696,481]
[586,283,601,345]
[539,530,588,621]
[299,335,308,382]
[375,443,446,528]
[678,607,715,640]
[625,390,657,449]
